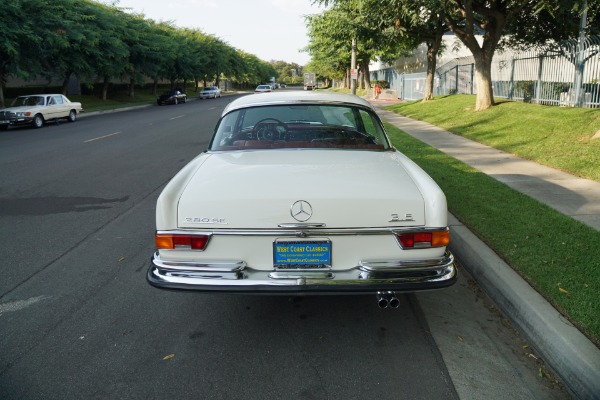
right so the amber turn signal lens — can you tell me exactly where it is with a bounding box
[155,233,210,250]
[432,230,450,247]
[155,234,175,249]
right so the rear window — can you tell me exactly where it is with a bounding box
[210,104,390,151]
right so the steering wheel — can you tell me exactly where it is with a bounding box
[253,118,287,140]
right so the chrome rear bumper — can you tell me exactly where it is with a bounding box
[147,251,457,294]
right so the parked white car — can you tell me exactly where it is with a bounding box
[147,91,456,306]
[199,86,222,99]
[0,94,83,130]
[254,84,272,93]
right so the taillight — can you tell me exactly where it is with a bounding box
[155,233,211,250]
[396,229,450,249]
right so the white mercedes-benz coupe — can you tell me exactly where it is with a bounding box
[148,91,456,307]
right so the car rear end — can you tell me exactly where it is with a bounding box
[147,93,456,299]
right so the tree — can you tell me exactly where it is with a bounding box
[32,0,107,95]
[92,3,130,100]
[0,0,39,107]
[378,0,447,101]
[308,1,417,90]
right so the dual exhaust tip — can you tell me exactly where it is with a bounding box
[377,291,400,309]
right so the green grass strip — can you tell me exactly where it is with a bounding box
[385,122,600,345]
[386,95,600,182]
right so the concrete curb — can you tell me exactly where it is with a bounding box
[449,214,600,399]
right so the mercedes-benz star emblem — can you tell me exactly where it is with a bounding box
[290,200,313,222]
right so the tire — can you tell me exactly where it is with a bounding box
[67,110,76,122]
[0,125,8,131]
[32,114,44,129]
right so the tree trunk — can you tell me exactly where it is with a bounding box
[129,78,135,98]
[102,76,109,101]
[472,52,495,110]
[361,59,371,89]
[423,29,443,102]
[61,72,72,96]
[153,79,158,96]
[445,3,507,111]
[0,72,5,108]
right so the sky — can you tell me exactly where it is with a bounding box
[113,0,325,66]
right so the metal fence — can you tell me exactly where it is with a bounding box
[371,35,600,108]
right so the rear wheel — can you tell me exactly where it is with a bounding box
[32,114,44,129]
[67,110,76,122]
[0,125,8,131]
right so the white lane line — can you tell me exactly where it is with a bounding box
[84,131,122,143]
[170,115,185,120]
[0,295,48,316]
[208,107,216,110]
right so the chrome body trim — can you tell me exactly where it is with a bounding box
[277,223,326,228]
[157,226,449,237]
[147,251,456,294]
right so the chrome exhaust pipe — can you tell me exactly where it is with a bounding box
[377,291,389,308]
[388,292,400,308]
[376,292,399,309]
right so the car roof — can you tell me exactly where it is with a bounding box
[222,91,374,115]
[17,94,61,97]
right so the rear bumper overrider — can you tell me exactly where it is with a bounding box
[147,251,457,294]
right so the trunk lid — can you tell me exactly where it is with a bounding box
[177,150,425,229]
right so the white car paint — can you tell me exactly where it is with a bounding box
[148,92,456,295]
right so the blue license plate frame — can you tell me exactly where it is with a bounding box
[273,240,332,270]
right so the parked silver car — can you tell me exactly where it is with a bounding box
[199,86,222,99]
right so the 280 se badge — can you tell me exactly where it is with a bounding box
[147,91,456,308]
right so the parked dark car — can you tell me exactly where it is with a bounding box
[157,90,187,106]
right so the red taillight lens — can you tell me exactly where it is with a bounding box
[397,230,449,249]
[398,233,414,248]
[155,233,210,250]
[190,236,210,250]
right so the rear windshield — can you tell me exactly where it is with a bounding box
[210,104,390,151]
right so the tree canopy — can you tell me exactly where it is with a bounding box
[0,0,279,106]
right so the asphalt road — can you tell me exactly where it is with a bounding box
[0,92,568,399]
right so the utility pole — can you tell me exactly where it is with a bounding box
[574,0,588,107]
[351,37,357,95]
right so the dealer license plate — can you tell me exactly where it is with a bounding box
[273,240,331,269]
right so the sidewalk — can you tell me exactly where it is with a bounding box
[370,99,600,400]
